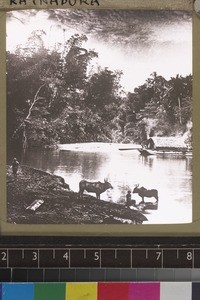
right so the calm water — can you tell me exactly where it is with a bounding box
[13,143,192,224]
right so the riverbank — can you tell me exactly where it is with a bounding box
[7,165,147,224]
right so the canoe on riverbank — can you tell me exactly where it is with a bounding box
[138,148,192,157]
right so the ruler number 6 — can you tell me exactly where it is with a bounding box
[1,251,7,261]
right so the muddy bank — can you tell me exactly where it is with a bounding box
[7,166,148,224]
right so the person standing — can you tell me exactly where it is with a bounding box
[12,158,19,178]
[125,190,136,208]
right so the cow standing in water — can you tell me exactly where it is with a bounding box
[132,184,159,203]
[78,180,113,200]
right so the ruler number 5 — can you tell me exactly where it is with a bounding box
[94,251,100,261]
[1,251,7,261]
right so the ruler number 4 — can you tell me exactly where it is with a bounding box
[63,252,69,260]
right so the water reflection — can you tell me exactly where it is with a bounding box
[10,143,192,224]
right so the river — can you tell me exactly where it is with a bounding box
[10,142,192,224]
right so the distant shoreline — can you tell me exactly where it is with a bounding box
[57,142,142,152]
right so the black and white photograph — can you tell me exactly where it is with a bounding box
[6,9,192,225]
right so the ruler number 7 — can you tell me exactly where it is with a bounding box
[156,251,162,260]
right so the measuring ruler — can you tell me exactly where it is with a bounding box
[0,247,199,269]
[0,236,200,282]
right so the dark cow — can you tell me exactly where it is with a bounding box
[78,179,113,200]
[132,184,159,203]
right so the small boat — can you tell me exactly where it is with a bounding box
[138,149,156,156]
[138,148,192,157]
[118,144,142,151]
[119,147,140,151]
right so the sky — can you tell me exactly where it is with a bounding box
[6,9,192,92]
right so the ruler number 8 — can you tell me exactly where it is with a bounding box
[187,251,193,261]
[1,251,7,261]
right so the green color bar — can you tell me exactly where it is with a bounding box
[34,283,66,300]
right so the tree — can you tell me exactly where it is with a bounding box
[60,34,98,91]
[7,32,62,150]
[7,26,192,149]
[162,74,192,126]
[86,68,122,115]
[117,73,192,142]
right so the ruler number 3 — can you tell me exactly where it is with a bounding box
[32,251,38,261]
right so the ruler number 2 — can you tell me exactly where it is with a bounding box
[1,251,7,261]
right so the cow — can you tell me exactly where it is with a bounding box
[132,184,159,203]
[78,179,113,200]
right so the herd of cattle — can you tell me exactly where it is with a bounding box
[78,180,159,205]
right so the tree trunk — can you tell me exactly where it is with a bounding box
[11,83,46,155]
[178,96,182,125]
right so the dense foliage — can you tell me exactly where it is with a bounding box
[7,31,192,151]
